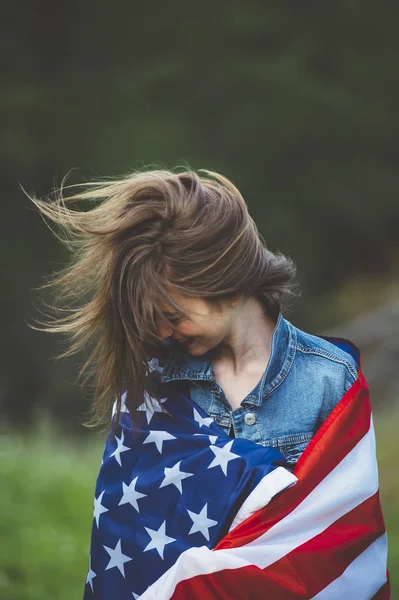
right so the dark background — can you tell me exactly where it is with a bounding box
[1,1,398,431]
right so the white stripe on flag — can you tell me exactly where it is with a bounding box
[310,532,388,599]
[141,420,378,600]
[228,467,297,532]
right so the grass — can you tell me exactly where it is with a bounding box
[0,412,397,600]
[0,417,104,600]
[374,409,399,597]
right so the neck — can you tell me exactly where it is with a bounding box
[208,299,277,376]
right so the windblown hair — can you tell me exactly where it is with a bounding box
[25,165,300,439]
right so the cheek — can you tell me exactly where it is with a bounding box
[177,323,199,337]
[178,317,221,338]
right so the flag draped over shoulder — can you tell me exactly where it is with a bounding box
[83,339,390,600]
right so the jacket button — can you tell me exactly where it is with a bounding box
[244,412,257,426]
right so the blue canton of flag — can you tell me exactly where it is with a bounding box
[83,357,296,599]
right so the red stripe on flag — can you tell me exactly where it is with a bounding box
[215,371,371,551]
[171,564,275,600]
[371,578,390,599]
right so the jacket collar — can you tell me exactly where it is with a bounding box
[160,311,297,405]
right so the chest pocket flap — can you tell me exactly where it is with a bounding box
[264,431,314,468]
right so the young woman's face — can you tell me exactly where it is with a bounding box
[156,288,238,355]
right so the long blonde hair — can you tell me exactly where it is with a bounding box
[24,165,299,438]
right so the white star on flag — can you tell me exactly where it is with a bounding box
[142,430,177,454]
[193,407,214,428]
[193,433,218,444]
[147,357,164,374]
[118,476,147,512]
[187,502,218,541]
[85,557,96,592]
[137,392,168,424]
[207,439,240,476]
[159,460,194,493]
[93,490,108,528]
[143,520,176,559]
[103,538,133,578]
[110,430,130,466]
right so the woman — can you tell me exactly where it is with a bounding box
[28,167,387,598]
[28,167,357,456]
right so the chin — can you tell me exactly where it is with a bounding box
[185,343,206,356]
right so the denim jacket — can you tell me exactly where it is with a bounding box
[159,311,358,469]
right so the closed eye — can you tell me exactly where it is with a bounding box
[162,311,187,325]
[170,317,184,325]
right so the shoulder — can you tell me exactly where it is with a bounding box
[288,321,359,424]
[293,323,358,384]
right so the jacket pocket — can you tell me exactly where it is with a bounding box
[264,432,314,468]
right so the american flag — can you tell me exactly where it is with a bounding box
[83,340,390,599]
